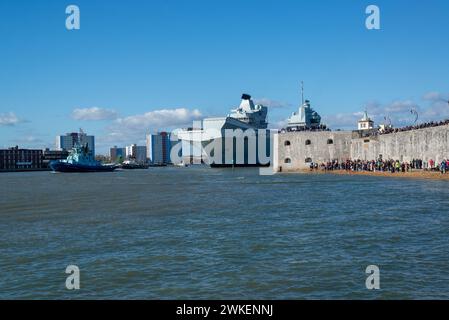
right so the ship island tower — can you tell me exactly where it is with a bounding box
[286,83,322,131]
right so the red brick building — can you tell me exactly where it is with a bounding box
[0,146,43,171]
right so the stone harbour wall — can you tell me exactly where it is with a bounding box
[276,124,449,172]
[350,124,449,163]
[277,131,352,171]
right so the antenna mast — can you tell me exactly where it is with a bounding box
[301,81,304,105]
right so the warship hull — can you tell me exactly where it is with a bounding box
[50,161,117,172]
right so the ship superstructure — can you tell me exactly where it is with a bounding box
[286,99,322,130]
[177,93,271,166]
[228,94,268,129]
[49,143,117,172]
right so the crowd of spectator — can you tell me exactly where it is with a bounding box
[281,124,330,133]
[311,158,449,174]
[379,119,449,135]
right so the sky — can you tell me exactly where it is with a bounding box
[0,0,448,154]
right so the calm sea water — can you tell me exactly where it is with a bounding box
[1,167,449,299]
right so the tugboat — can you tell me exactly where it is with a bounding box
[120,159,150,170]
[49,143,117,172]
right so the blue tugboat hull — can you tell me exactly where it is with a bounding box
[50,161,117,173]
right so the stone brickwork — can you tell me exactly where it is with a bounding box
[277,131,352,171]
[276,124,449,172]
[351,124,449,163]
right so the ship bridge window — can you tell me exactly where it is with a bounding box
[284,158,291,164]
[284,140,291,146]
[305,140,311,145]
[327,139,334,145]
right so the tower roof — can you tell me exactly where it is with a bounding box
[360,110,372,122]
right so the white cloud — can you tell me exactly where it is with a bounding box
[115,108,202,131]
[95,131,136,149]
[15,136,44,143]
[268,118,288,129]
[0,112,20,126]
[7,130,53,149]
[322,101,415,129]
[421,101,449,119]
[423,91,448,102]
[322,112,363,129]
[420,92,449,120]
[93,108,203,154]
[71,107,118,121]
[254,98,291,109]
[384,100,416,113]
[322,95,449,130]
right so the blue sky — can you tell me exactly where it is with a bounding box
[1,0,448,154]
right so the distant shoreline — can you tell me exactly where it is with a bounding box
[285,169,449,181]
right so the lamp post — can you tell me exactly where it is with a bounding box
[410,108,419,125]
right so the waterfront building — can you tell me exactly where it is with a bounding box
[125,144,147,163]
[43,148,69,160]
[110,146,126,162]
[146,132,172,165]
[42,149,69,168]
[358,111,374,131]
[0,146,43,171]
[56,130,95,157]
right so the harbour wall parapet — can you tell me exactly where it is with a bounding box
[276,124,449,172]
